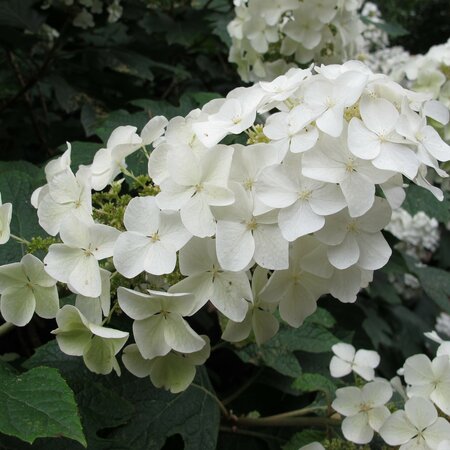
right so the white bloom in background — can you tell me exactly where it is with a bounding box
[44,215,119,297]
[302,127,394,217]
[379,397,450,449]
[260,236,333,327]
[53,305,128,375]
[332,380,392,444]
[215,182,288,271]
[436,313,450,338]
[386,208,440,258]
[90,125,142,191]
[122,336,210,394]
[113,196,191,277]
[117,288,205,360]
[315,198,392,271]
[169,237,251,322]
[330,343,380,380]
[37,164,92,236]
[0,254,59,327]
[0,194,12,245]
[156,145,234,237]
[222,266,279,345]
[403,353,450,415]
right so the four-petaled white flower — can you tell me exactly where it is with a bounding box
[44,215,119,297]
[332,380,393,444]
[403,353,450,415]
[330,342,380,381]
[52,305,129,375]
[117,287,205,360]
[113,196,191,277]
[379,397,450,449]
[0,254,59,326]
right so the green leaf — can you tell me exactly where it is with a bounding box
[282,430,325,450]
[405,256,450,313]
[305,307,336,329]
[67,141,100,171]
[0,160,43,180]
[237,324,339,377]
[24,341,220,449]
[0,361,85,446]
[0,170,45,264]
[0,0,45,33]
[291,373,336,399]
[402,184,450,223]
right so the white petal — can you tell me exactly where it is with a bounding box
[216,221,254,271]
[123,196,160,235]
[356,232,392,271]
[405,397,437,430]
[68,254,101,298]
[133,315,171,359]
[348,118,381,160]
[368,406,391,432]
[330,356,352,378]
[253,224,289,270]
[0,286,36,326]
[340,173,375,217]
[279,201,325,241]
[122,344,153,378]
[373,143,419,179]
[328,233,360,269]
[141,116,168,146]
[117,287,161,320]
[379,411,417,445]
[332,342,355,361]
[342,413,373,444]
[44,244,84,284]
[33,285,59,319]
[163,314,206,354]
[332,386,363,416]
[181,193,216,237]
[424,418,450,448]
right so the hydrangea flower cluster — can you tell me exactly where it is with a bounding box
[227,0,367,82]
[329,340,450,447]
[1,61,450,394]
[386,208,440,258]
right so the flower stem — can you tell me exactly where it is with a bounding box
[10,234,30,245]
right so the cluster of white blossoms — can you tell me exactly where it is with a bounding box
[1,61,450,394]
[41,0,123,30]
[329,341,450,447]
[396,39,450,142]
[227,0,367,82]
[385,208,440,258]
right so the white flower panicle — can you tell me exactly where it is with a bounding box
[2,61,450,395]
[227,0,376,82]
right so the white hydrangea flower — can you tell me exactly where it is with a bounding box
[214,182,288,271]
[260,236,333,327]
[117,287,205,360]
[44,215,119,297]
[122,336,210,394]
[156,145,234,237]
[256,155,347,241]
[90,125,142,191]
[332,380,392,444]
[52,305,128,375]
[379,397,450,449]
[386,208,440,258]
[403,353,450,415]
[37,163,93,236]
[315,198,392,271]
[0,254,59,326]
[169,237,251,322]
[113,196,191,277]
[0,194,12,245]
[330,343,380,380]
